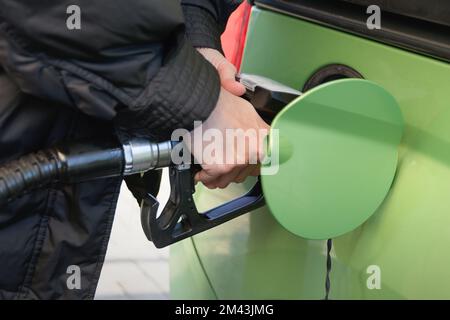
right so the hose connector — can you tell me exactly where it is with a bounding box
[122,139,173,175]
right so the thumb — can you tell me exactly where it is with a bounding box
[217,62,246,96]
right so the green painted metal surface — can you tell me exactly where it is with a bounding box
[170,238,216,299]
[171,7,450,299]
[264,79,403,239]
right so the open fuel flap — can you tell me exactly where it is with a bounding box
[137,75,403,248]
[261,78,404,239]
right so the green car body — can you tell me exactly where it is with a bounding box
[171,4,450,299]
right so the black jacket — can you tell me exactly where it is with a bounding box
[0,0,241,299]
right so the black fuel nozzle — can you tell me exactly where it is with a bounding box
[237,73,302,122]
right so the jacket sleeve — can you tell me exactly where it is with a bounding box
[182,0,243,51]
[0,0,221,140]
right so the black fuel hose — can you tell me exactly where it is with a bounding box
[0,140,124,206]
[0,138,174,207]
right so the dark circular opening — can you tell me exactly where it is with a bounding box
[302,64,364,92]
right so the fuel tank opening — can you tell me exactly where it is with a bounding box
[303,64,364,91]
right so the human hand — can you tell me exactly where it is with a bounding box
[185,88,270,189]
[197,48,246,97]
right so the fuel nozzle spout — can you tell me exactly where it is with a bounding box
[238,73,301,121]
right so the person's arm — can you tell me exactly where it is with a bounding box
[182,0,246,96]
[0,0,221,139]
[182,0,243,51]
[0,0,268,188]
